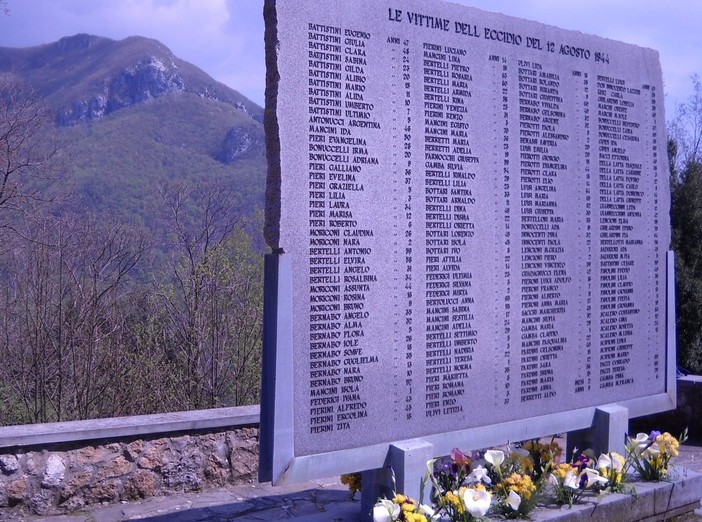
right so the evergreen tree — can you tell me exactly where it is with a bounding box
[671,158,702,373]
[670,75,702,373]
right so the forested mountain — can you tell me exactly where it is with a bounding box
[0,35,266,425]
[0,33,266,228]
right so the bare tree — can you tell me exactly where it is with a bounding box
[154,183,262,409]
[0,181,262,424]
[669,74,702,175]
[195,225,263,406]
[0,78,63,230]
[0,212,148,423]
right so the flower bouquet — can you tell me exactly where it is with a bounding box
[626,429,688,481]
[547,450,608,507]
[483,448,542,519]
[428,448,493,521]
[595,452,627,493]
[366,428,688,521]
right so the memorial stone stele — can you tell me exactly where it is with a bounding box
[260,0,674,489]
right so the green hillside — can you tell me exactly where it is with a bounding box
[61,92,264,225]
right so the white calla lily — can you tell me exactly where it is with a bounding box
[466,465,492,485]
[507,489,522,511]
[596,453,612,470]
[598,452,625,473]
[563,470,579,489]
[373,499,400,522]
[425,458,438,481]
[631,432,650,452]
[633,432,650,444]
[462,488,492,518]
[484,449,505,467]
[583,468,609,487]
[424,458,439,492]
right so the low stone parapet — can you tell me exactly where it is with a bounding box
[0,407,259,516]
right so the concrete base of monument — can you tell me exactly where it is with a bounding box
[527,468,702,522]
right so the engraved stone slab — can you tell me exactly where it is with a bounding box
[264,0,670,459]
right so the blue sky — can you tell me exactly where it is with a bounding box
[1,0,700,120]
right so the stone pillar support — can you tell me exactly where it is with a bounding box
[360,439,434,522]
[566,404,629,457]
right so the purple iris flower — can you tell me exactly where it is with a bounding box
[579,473,588,489]
[434,457,453,476]
[576,454,590,471]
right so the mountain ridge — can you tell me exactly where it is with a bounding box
[0,33,263,126]
[0,33,266,237]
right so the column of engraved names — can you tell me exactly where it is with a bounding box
[517,60,570,402]
[422,41,476,418]
[306,23,380,434]
[596,74,644,389]
[307,23,344,435]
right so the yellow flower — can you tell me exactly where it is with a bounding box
[657,432,680,457]
[340,473,362,496]
[444,491,464,514]
[553,462,573,480]
[393,494,408,505]
[524,440,563,462]
[547,442,564,460]
[521,456,535,474]
[502,473,536,500]
[611,452,625,470]
[607,470,623,485]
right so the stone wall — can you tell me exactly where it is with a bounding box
[0,427,259,517]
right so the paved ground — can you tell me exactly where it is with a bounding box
[7,437,702,521]
[16,476,360,521]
